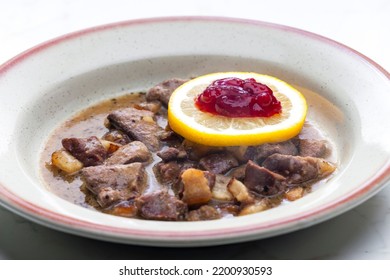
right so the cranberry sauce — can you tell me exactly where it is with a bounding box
[195,77,282,117]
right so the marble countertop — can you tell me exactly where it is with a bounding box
[1,0,389,259]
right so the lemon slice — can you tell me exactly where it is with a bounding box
[168,72,307,146]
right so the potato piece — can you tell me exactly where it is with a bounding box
[99,139,121,154]
[318,159,336,178]
[239,199,269,216]
[212,175,234,201]
[181,168,212,206]
[141,115,155,123]
[51,150,83,174]
[227,178,254,204]
[285,186,304,201]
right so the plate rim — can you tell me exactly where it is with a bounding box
[0,16,389,246]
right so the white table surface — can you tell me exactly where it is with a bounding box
[0,0,389,259]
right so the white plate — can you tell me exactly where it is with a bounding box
[0,17,389,247]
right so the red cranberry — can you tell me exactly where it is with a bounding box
[195,77,281,117]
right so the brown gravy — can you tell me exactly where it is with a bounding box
[40,93,150,209]
[40,90,335,218]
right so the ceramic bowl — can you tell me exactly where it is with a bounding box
[0,17,389,247]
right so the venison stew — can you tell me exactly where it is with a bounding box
[40,78,336,221]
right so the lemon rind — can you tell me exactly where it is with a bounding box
[168,72,307,146]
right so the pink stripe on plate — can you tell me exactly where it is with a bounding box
[0,16,389,244]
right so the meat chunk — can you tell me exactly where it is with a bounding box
[244,160,286,197]
[104,200,138,218]
[199,153,239,174]
[262,154,336,185]
[228,165,246,181]
[105,141,151,165]
[182,139,224,160]
[135,191,187,221]
[216,203,240,216]
[157,147,187,162]
[244,140,298,163]
[146,78,188,106]
[187,205,221,221]
[158,125,184,145]
[62,136,107,166]
[107,108,163,151]
[81,163,147,208]
[97,188,122,208]
[153,161,182,184]
[134,101,162,114]
[298,139,328,158]
[102,130,131,145]
[153,160,197,185]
